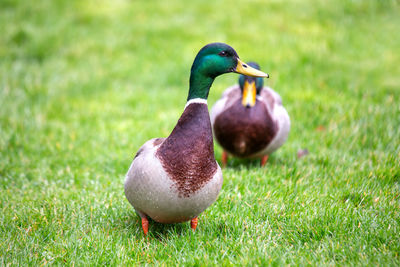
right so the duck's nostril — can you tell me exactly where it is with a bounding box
[243,64,248,68]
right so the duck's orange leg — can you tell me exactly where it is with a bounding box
[260,155,269,167]
[141,217,149,236]
[222,151,228,167]
[191,217,198,231]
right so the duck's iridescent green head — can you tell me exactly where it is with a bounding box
[239,62,266,108]
[188,43,268,101]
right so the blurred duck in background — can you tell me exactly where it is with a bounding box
[210,62,290,167]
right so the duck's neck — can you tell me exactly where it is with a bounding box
[187,68,214,101]
[184,98,207,109]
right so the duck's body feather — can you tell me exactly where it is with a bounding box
[125,103,223,224]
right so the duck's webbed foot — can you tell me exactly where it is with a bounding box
[191,217,198,231]
[260,155,269,167]
[137,213,149,236]
[222,151,228,167]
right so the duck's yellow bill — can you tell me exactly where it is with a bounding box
[235,59,269,78]
[242,81,257,108]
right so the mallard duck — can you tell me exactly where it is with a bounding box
[210,62,290,167]
[124,43,269,235]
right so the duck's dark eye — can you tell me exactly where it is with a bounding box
[219,51,228,57]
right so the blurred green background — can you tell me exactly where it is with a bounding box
[1,0,399,265]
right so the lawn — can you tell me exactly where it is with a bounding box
[1,0,399,265]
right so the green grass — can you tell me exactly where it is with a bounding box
[1,0,400,265]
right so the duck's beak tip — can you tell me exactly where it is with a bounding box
[235,58,269,78]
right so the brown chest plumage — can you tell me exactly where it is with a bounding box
[214,99,277,157]
[156,103,217,198]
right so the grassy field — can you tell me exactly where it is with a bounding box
[1,0,400,265]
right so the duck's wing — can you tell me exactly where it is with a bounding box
[258,87,291,154]
[126,137,165,179]
[258,86,283,111]
[210,85,241,125]
[124,137,166,211]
